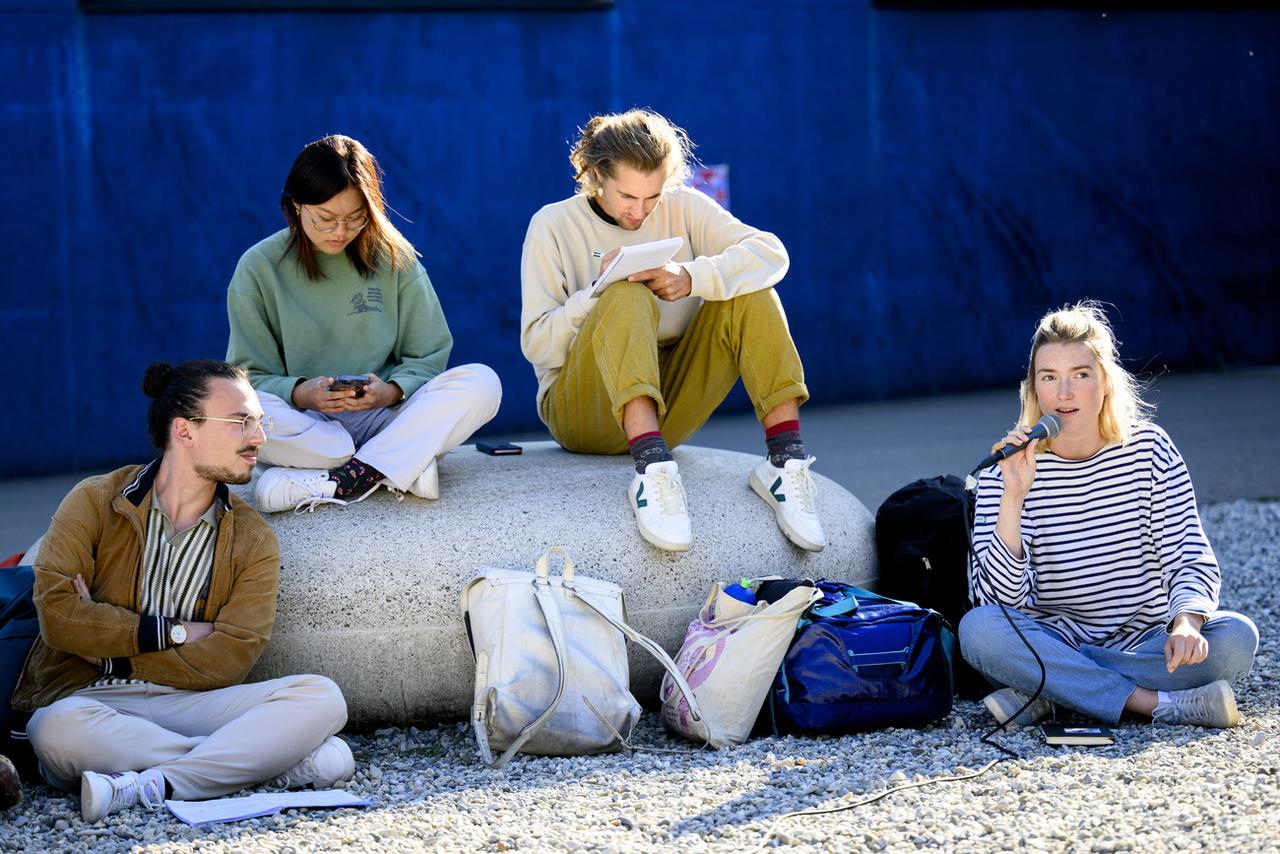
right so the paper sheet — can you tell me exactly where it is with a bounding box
[165,789,371,826]
[589,237,684,297]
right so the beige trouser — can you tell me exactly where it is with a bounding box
[543,282,808,454]
[257,363,502,489]
[27,674,347,800]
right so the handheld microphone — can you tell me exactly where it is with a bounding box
[970,413,1062,474]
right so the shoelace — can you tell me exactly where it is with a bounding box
[138,777,164,811]
[1158,690,1208,724]
[650,470,688,516]
[107,774,162,813]
[293,481,383,514]
[268,753,316,790]
[782,466,818,514]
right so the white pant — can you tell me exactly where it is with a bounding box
[27,675,347,800]
[257,363,502,489]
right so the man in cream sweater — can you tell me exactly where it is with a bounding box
[519,109,825,553]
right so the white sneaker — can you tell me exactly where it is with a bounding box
[383,459,439,502]
[629,460,692,552]
[255,467,339,513]
[983,687,1055,728]
[81,770,164,823]
[407,459,440,500]
[256,468,386,514]
[749,456,827,551]
[1153,680,1240,728]
[266,736,355,790]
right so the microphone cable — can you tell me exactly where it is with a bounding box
[960,463,1050,761]
[744,461,1050,850]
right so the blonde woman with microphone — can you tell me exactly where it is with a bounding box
[960,302,1257,730]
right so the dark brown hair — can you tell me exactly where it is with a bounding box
[143,360,248,451]
[280,134,418,281]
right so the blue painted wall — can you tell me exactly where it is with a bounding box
[2,1,1277,477]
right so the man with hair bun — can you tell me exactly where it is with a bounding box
[12,360,353,822]
[520,109,826,552]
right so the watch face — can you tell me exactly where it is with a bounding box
[170,623,187,645]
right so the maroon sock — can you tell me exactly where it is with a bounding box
[628,431,673,474]
[765,419,805,467]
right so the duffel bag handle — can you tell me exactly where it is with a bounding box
[536,546,576,582]
[810,597,860,618]
[815,582,919,612]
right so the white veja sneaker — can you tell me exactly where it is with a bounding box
[266,736,356,790]
[81,770,164,822]
[386,458,439,501]
[629,460,692,552]
[749,456,827,551]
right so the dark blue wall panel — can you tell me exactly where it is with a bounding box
[1,1,1277,476]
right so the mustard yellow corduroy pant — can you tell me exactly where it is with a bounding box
[542,282,809,455]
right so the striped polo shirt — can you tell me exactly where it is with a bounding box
[970,422,1219,651]
[96,496,221,684]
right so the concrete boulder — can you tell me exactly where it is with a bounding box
[232,441,877,727]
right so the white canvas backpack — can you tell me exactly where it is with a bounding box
[461,548,706,767]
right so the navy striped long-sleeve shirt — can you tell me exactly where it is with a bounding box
[970,423,1219,650]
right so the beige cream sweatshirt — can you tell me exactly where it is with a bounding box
[519,186,789,417]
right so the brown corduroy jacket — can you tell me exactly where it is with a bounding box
[12,461,280,713]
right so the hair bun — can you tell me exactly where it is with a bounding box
[142,362,174,398]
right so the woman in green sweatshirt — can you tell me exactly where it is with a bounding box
[226,134,501,513]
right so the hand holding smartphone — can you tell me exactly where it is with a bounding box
[328,375,371,398]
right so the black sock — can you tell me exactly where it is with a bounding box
[628,431,673,474]
[765,420,805,468]
[329,458,386,498]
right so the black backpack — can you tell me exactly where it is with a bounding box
[874,475,987,698]
[1,565,38,778]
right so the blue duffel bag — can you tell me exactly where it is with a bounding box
[763,581,956,734]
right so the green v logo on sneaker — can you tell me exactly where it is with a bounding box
[770,476,786,502]
[635,482,648,508]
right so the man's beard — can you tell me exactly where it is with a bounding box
[195,447,256,485]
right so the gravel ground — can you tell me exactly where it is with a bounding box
[2,500,1277,853]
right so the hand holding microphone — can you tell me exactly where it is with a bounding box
[972,413,1062,473]
[969,413,1062,499]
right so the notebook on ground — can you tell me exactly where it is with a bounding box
[1040,724,1116,746]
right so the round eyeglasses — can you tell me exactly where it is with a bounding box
[189,414,273,438]
[301,206,369,234]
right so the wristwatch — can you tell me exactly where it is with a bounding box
[168,621,188,647]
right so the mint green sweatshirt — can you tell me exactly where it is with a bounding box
[226,229,452,403]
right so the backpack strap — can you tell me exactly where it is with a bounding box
[565,583,707,735]
[474,577,570,768]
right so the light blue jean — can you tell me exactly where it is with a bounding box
[959,605,1259,723]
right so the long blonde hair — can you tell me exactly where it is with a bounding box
[1018,301,1152,448]
[568,109,693,196]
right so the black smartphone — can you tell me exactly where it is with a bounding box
[476,441,522,456]
[329,375,370,398]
